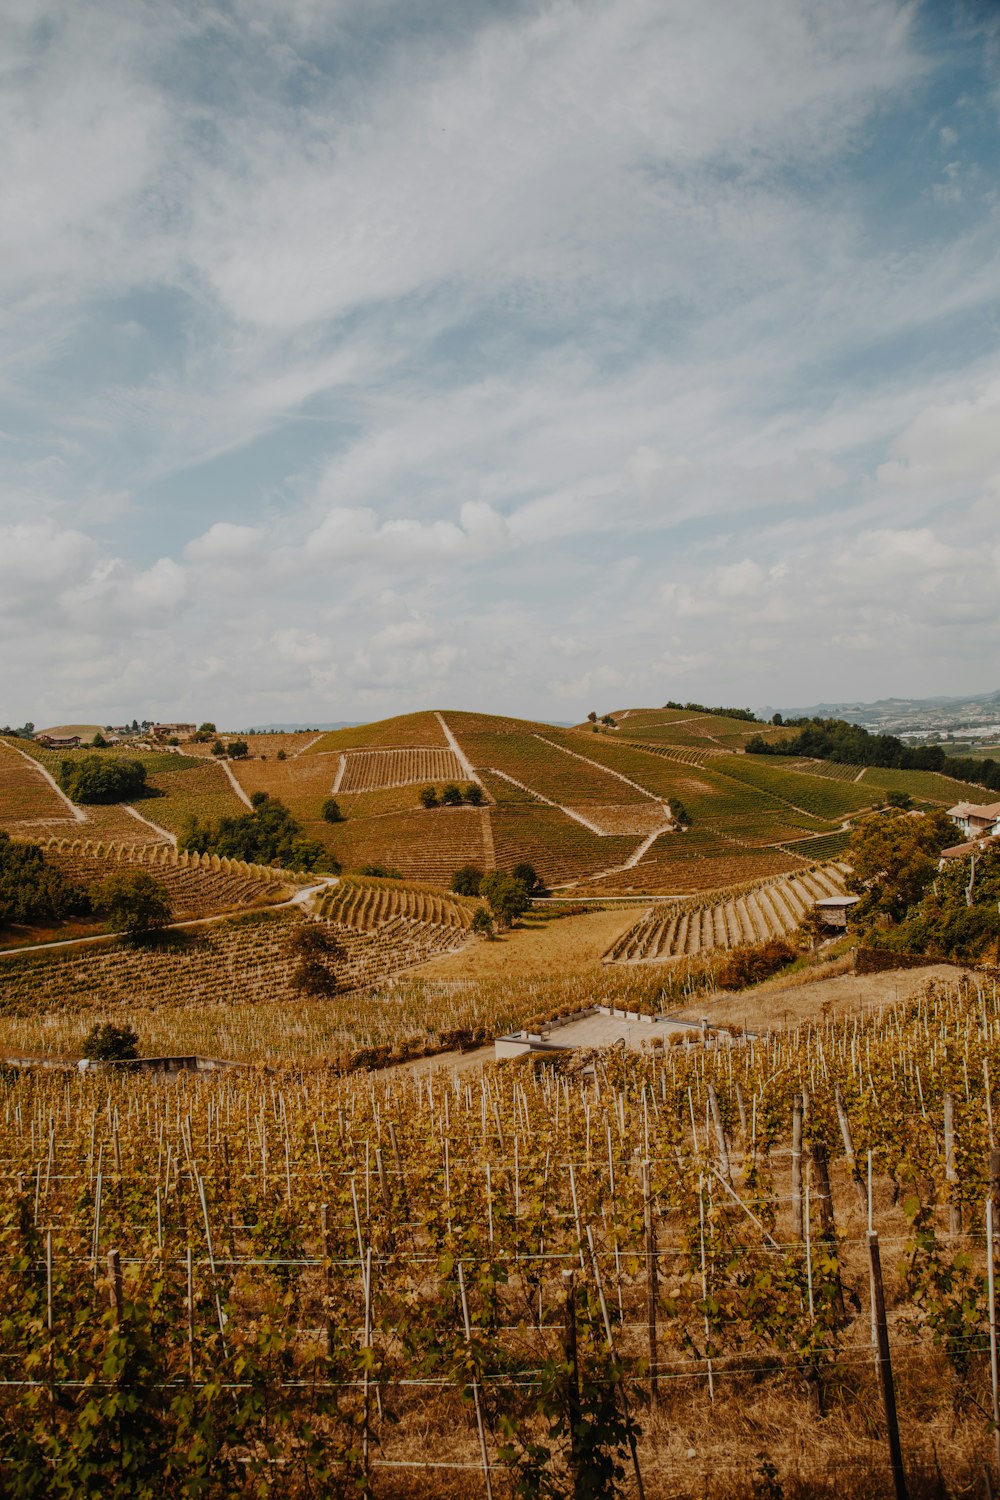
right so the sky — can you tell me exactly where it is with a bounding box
[2,0,1000,728]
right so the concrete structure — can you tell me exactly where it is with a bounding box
[947,801,1000,839]
[494,1004,743,1060]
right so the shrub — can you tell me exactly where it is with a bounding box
[211,739,226,756]
[357,864,403,879]
[321,797,344,823]
[57,755,147,804]
[441,783,463,806]
[716,938,797,990]
[81,1022,139,1061]
[464,783,485,806]
[470,907,495,938]
[418,786,438,809]
[451,865,484,896]
[277,749,287,761]
[672,801,691,828]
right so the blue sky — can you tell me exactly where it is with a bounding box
[2,0,999,727]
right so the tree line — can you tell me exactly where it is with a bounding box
[746,716,1000,791]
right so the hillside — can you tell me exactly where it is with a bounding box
[3,707,992,897]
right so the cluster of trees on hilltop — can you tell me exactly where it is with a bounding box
[57,756,148,803]
[663,701,758,721]
[746,717,1000,790]
[180,792,333,872]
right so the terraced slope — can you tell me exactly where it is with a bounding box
[605,863,849,962]
[41,840,296,920]
[0,739,78,835]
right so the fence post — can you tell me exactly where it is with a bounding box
[791,1094,804,1241]
[642,1159,658,1407]
[867,1231,908,1500]
[458,1262,494,1500]
[561,1268,582,1493]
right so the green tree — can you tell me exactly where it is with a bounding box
[91,731,108,748]
[0,834,89,927]
[451,865,484,896]
[288,923,341,996]
[418,786,439,809]
[276,749,287,761]
[211,738,226,757]
[321,797,344,823]
[847,808,953,926]
[441,783,463,806]
[463,783,485,806]
[91,872,172,939]
[470,906,494,938]
[57,755,147,804]
[227,738,249,759]
[82,1022,140,1061]
[480,871,530,928]
[180,794,330,871]
[512,861,545,896]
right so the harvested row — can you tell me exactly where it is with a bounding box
[605,862,849,962]
[323,807,490,885]
[338,747,465,792]
[319,876,476,930]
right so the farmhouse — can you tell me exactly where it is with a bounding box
[151,722,197,739]
[946,801,1000,839]
[35,734,80,749]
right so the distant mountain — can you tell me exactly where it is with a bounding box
[770,689,1000,736]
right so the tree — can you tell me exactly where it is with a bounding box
[288,923,341,996]
[358,863,403,879]
[463,783,485,806]
[671,801,691,829]
[846,809,954,926]
[227,739,249,759]
[886,790,913,810]
[211,739,227,757]
[91,872,172,939]
[58,755,147,804]
[441,783,463,806]
[91,732,108,748]
[180,794,330,871]
[512,861,545,896]
[470,907,494,939]
[451,865,484,896]
[0,834,89,927]
[418,786,439,809]
[276,749,287,761]
[480,871,530,928]
[587,711,598,723]
[199,722,216,735]
[81,1022,140,1061]
[321,797,344,823]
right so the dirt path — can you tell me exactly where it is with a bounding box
[434,711,482,785]
[6,742,86,823]
[121,802,176,845]
[533,732,667,805]
[293,734,324,758]
[485,766,610,835]
[220,759,254,809]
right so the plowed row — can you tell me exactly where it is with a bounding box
[0,741,76,829]
[338,748,464,792]
[605,863,849,962]
[43,845,293,921]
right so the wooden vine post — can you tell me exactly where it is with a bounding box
[989,1151,1000,1487]
[458,1262,494,1500]
[944,1092,961,1236]
[791,1094,804,1241]
[641,1158,658,1406]
[561,1268,582,1492]
[867,1230,908,1500]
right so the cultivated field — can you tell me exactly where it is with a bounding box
[337,747,465,792]
[1,972,998,1496]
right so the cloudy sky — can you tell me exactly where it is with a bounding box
[2,0,999,727]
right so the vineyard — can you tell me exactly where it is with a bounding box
[0,740,77,833]
[307,711,450,755]
[490,808,640,886]
[318,874,477,932]
[574,831,806,896]
[1,973,999,1495]
[336,748,466,793]
[604,863,849,962]
[322,808,490,884]
[38,841,297,921]
[143,762,248,837]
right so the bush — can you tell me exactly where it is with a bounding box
[512,861,545,896]
[716,938,797,990]
[57,755,147,804]
[357,864,403,879]
[671,801,691,828]
[441,784,463,806]
[322,797,344,823]
[227,739,249,759]
[276,749,286,761]
[451,865,484,896]
[91,872,172,939]
[464,783,485,806]
[81,1022,140,1061]
[418,786,438,809]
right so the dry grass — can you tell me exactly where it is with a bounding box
[414,906,639,980]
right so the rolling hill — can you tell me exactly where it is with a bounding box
[4,703,994,899]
